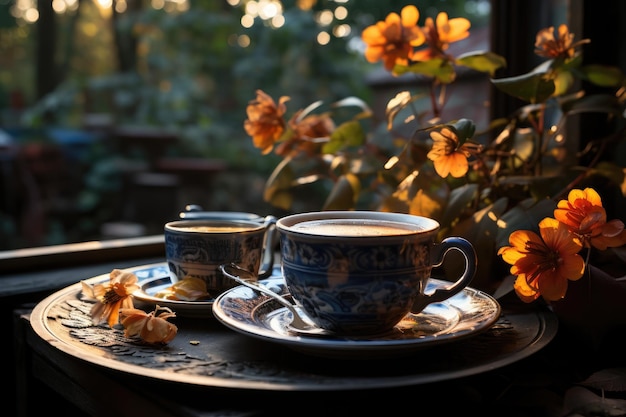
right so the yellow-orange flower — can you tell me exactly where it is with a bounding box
[119,306,178,344]
[427,127,471,178]
[361,5,425,71]
[83,269,140,328]
[244,90,289,155]
[534,24,589,60]
[412,12,471,61]
[498,217,585,302]
[553,187,626,250]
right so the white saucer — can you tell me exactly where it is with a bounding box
[213,276,502,359]
[130,262,214,318]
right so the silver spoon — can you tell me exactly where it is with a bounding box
[219,263,328,335]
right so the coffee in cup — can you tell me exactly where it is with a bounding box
[164,215,277,297]
[277,211,477,335]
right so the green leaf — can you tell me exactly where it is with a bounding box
[511,127,535,167]
[456,51,506,77]
[297,100,324,121]
[323,120,365,154]
[395,58,456,84]
[589,161,626,187]
[581,64,625,87]
[561,94,623,116]
[263,157,295,210]
[448,197,509,292]
[491,71,555,103]
[439,183,478,230]
[448,118,476,142]
[385,91,425,130]
[496,198,556,248]
[552,70,575,96]
[323,173,359,210]
[405,170,448,219]
[332,96,372,114]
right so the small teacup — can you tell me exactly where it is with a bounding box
[164,215,277,296]
[277,211,477,335]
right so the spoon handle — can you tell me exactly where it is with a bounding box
[219,263,330,336]
[219,263,298,312]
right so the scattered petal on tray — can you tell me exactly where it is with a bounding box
[154,277,212,301]
[120,305,178,344]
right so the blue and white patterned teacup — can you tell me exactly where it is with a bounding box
[277,211,477,336]
[164,215,277,297]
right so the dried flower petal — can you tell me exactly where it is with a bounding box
[87,269,140,327]
[119,306,178,344]
[244,90,289,155]
[155,277,211,301]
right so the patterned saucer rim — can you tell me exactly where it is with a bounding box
[212,276,502,358]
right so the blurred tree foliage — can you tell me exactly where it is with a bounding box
[0,0,489,248]
[4,0,488,166]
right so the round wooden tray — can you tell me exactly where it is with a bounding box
[30,262,558,392]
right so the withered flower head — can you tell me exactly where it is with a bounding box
[276,112,336,156]
[119,305,178,344]
[534,24,589,60]
[83,269,140,328]
[244,89,289,155]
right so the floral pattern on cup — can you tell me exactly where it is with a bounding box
[277,211,476,336]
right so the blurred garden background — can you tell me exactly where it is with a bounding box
[0,0,518,250]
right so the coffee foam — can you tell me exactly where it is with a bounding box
[291,219,418,236]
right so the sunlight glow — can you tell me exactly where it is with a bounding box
[271,14,285,28]
[317,31,330,45]
[316,9,334,26]
[334,6,347,20]
[238,34,251,47]
[152,0,166,10]
[258,0,279,20]
[23,7,38,23]
[115,1,128,13]
[241,14,255,28]
[333,23,350,37]
[52,0,67,13]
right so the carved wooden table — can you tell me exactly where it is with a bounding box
[20,263,559,417]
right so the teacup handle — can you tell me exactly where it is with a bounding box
[410,237,477,314]
[258,215,278,279]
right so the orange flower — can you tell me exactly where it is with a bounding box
[498,217,585,302]
[83,269,140,328]
[244,89,289,154]
[534,24,589,60]
[361,5,425,71]
[427,127,472,178]
[412,12,471,61]
[553,187,626,250]
[119,306,178,344]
